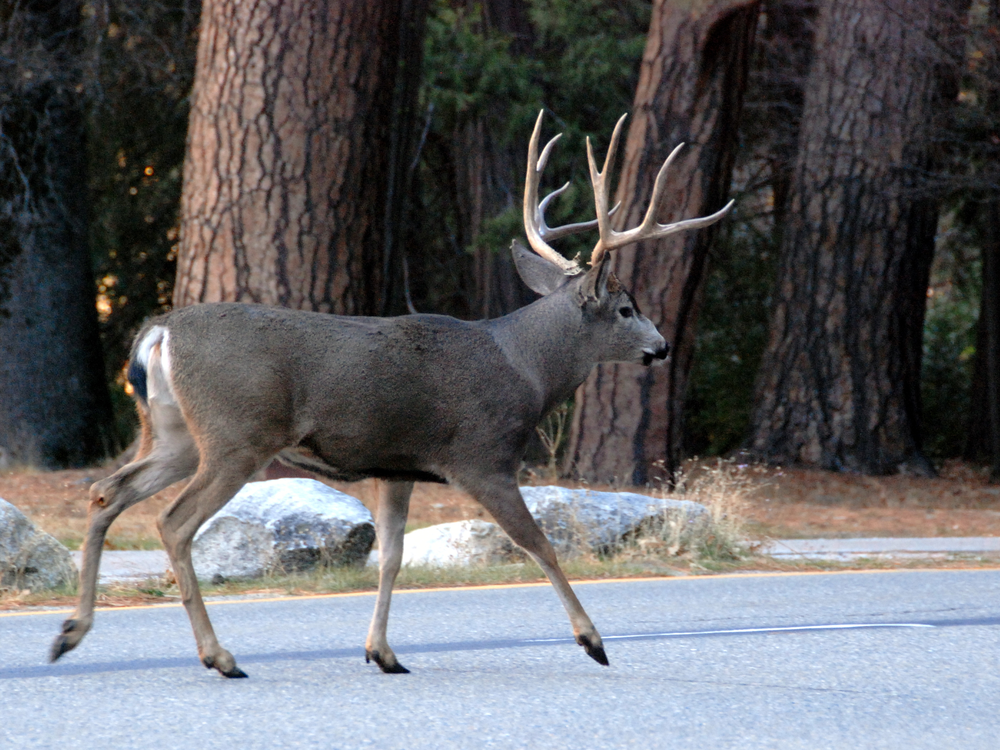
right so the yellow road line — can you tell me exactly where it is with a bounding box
[3,566,999,619]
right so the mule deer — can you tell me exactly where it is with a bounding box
[51,111,732,678]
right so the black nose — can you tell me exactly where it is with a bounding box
[642,344,670,366]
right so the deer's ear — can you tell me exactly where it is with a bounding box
[581,252,613,301]
[512,240,574,296]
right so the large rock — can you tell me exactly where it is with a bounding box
[520,486,708,557]
[379,520,522,568]
[192,479,375,580]
[0,498,77,591]
[369,487,709,569]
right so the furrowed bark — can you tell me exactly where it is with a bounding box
[173,0,406,314]
[964,0,1000,482]
[748,0,964,475]
[565,0,759,486]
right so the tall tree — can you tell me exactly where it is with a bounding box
[975,204,1000,480]
[748,0,964,475]
[172,0,427,314]
[443,0,536,320]
[564,0,760,485]
[964,0,1000,481]
[411,0,649,321]
[0,0,116,468]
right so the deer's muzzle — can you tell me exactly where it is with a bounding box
[642,343,670,366]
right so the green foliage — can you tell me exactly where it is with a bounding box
[423,3,539,125]
[921,214,981,460]
[684,203,778,456]
[410,0,651,318]
[528,0,649,130]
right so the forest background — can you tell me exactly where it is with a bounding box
[0,0,997,487]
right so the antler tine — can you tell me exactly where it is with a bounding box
[523,111,583,275]
[587,119,736,266]
[539,184,621,242]
[586,113,629,266]
[640,142,687,234]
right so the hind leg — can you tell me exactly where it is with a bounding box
[365,480,414,673]
[157,446,276,679]
[51,402,198,661]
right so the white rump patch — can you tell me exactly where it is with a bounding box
[138,326,178,405]
[135,325,167,369]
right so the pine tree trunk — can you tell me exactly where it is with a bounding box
[756,0,816,232]
[748,0,961,475]
[564,0,759,486]
[965,192,1000,482]
[0,0,116,468]
[964,0,1000,482]
[378,0,430,315]
[454,0,535,320]
[459,117,535,319]
[982,206,1000,481]
[173,0,410,314]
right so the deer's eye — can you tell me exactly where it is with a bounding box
[619,307,634,319]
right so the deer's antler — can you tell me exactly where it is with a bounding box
[523,111,616,275]
[587,113,734,267]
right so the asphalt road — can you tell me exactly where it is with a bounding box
[2,570,1000,749]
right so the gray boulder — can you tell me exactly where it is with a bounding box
[380,520,522,568]
[367,487,709,569]
[192,479,375,580]
[0,498,77,591]
[520,486,708,557]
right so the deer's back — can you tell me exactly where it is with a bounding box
[155,303,539,479]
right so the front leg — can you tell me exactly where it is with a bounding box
[365,480,414,674]
[460,473,608,666]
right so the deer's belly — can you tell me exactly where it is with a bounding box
[276,446,447,484]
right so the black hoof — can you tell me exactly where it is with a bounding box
[49,619,80,662]
[366,649,410,674]
[202,655,249,679]
[576,634,610,666]
[50,635,74,663]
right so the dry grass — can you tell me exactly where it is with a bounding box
[8,553,1000,612]
[0,465,178,551]
[6,455,1000,612]
[2,456,999,554]
[599,458,765,565]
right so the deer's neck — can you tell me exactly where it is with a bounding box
[485,293,594,411]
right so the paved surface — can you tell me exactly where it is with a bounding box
[3,570,1000,748]
[74,539,1000,583]
[759,536,1000,560]
[70,550,171,584]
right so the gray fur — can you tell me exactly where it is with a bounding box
[51,109,728,679]
[51,248,666,678]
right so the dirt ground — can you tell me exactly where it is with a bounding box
[2,458,1000,550]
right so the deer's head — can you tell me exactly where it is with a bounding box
[513,111,733,367]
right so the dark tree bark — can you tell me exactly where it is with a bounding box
[173,0,424,314]
[965,0,1000,481]
[978,206,1000,480]
[748,0,963,475]
[379,0,430,315]
[564,0,760,486]
[755,0,816,232]
[453,0,535,320]
[461,116,535,320]
[0,0,116,468]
